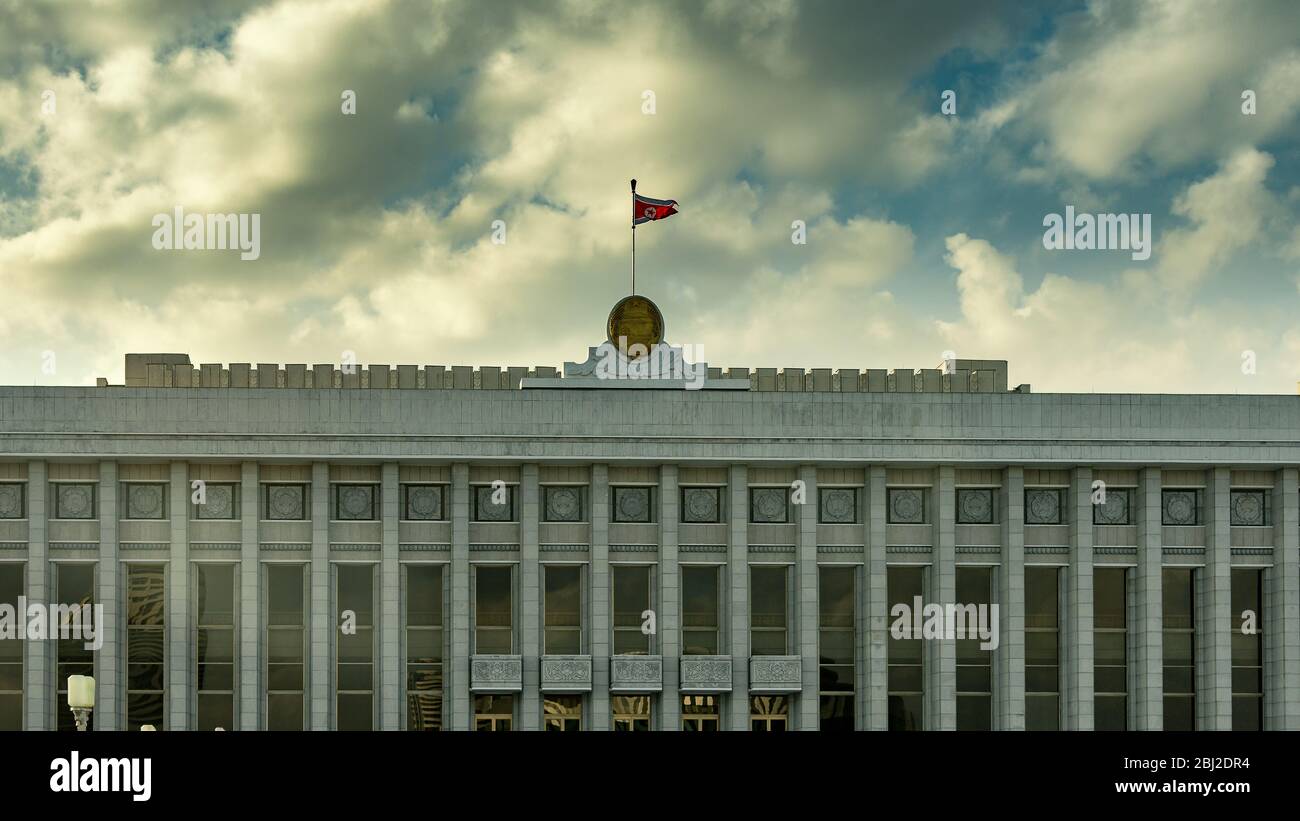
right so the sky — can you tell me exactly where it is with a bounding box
[1,0,1299,393]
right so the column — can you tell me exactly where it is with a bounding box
[659,464,680,730]
[728,464,749,730]
[1198,467,1232,729]
[862,466,887,730]
[1265,468,1300,729]
[1132,467,1163,730]
[927,465,955,730]
[519,464,541,731]
[589,464,610,730]
[309,462,329,730]
[95,461,120,730]
[796,465,818,730]
[449,463,471,730]
[1064,467,1094,730]
[996,466,1025,730]
[168,462,190,729]
[24,461,48,730]
[380,463,400,730]
[239,462,259,730]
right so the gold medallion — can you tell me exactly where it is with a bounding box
[606,295,665,359]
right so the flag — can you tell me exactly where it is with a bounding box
[633,192,679,226]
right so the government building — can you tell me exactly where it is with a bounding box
[1,327,1298,731]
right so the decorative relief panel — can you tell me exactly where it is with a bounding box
[610,655,663,691]
[612,487,651,523]
[749,488,789,523]
[471,654,523,691]
[887,488,924,524]
[1230,490,1267,526]
[1024,488,1063,525]
[0,484,24,519]
[818,488,857,524]
[1161,489,1199,526]
[402,484,443,521]
[748,655,803,692]
[540,655,593,691]
[195,482,236,519]
[680,655,733,692]
[474,485,513,522]
[543,486,583,522]
[1092,488,1130,525]
[334,484,376,520]
[264,484,306,520]
[125,483,166,520]
[681,487,720,523]
[956,489,994,524]
[55,483,96,520]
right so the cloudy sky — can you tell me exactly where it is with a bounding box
[1,0,1299,393]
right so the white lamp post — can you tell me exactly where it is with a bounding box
[67,674,95,731]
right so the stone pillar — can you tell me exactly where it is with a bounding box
[168,462,190,730]
[659,464,680,730]
[380,463,400,730]
[239,462,259,730]
[1132,467,1163,730]
[1198,467,1232,730]
[95,461,120,730]
[927,465,955,730]
[796,465,818,730]
[862,466,888,730]
[1265,468,1300,729]
[24,461,48,730]
[589,464,610,730]
[519,464,541,731]
[1064,467,1094,730]
[728,464,750,730]
[309,462,330,730]
[449,463,471,730]
[996,466,1025,730]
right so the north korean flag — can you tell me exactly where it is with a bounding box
[633,192,679,226]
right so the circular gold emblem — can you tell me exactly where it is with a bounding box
[606,295,665,359]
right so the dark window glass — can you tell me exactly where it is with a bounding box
[406,564,443,731]
[1162,567,1195,730]
[750,694,788,731]
[750,565,788,656]
[125,564,166,730]
[336,564,374,730]
[1230,569,1262,731]
[682,565,720,655]
[1094,568,1127,730]
[543,695,582,731]
[474,694,514,731]
[266,564,305,730]
[544,565,582,655]
[955,566,992,731]
[475,566,513,654]
[55,563,95,731]
[1025,566,1059,730]
[682,694,720,731]
[887,566,924,730]
[612,695,651,730]
[0,563,24,729]
[195,563,235,730]
[818,566,855,730]
[613,565,651,655]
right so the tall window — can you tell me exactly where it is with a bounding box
[750,695,788,731]
[266,564,306,730]
[543,565,582,654]
[818,566,855,730]
[55,563,95,731]
[612,695,651,730]
[612,565,652,655]
[194,563,235,730]
[887,566,924,730]
[682,695,719,731]
[750,565,788,655]
[1231,569,1263,730]
[1162,567,1195,730]
[0,563,23,730]
[955,566,992,730]
[336,564,375,730]
[125,564,166,730]
[544,695,582,730]
[474,565,513,653]
[1025,566,1060,730]
[475,694,513,730]
[1094,567,1128,730]
[682,565,720,654]
[405,564,444,730]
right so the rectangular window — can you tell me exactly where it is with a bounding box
[262,483,308,521]
[405,564,444,731]
[543,695,582,730]
[194,563,236,731]
[55,563,95,731]
[681,487,722,523]
[52,483,96,520]
[333,484,378,521]
[611,695,651,730]
[887,566,924,730]
[1025,566,1060,730]
[886,488,926,524]
[1231,569,1262,730]
[611,487,653,523]
[682,694,719,731]
[1024,488,1065,525]
[474,694,513,731]
[1161,489,1203,526]
[613,565,652,655]
[681,565,720,655]
[1162,567,1195,730]
[193,482,238,520]
[750,695,788,731]
[126,564,166,730]
[543,565,582,655]
[401,484,444,521]
[336,564,375,730]
[473,485,515,522]
[956,489,996,524]
[819,566,855,731]
[0,484,25,519]
[266,564,306,730]
[1229,490,1269,527]
[955,566,993,731]
[543,486,585,522]
[1094,567,1128,730]
[1093,487,1132,525]
[474,565,513,654]
[750,565,788,656]
[818,488,859,524]
[0,563,23,729]
[122,483,167,520]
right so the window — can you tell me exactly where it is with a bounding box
[681,487,721,523]
[1093,487,1132,525]
[266,564,306,730]
[1162,568,1195,730]
[0,484,25,519]
[749,487,789,523]
[819,488,858,524]
[613,565,652,654]
[55,563,95,731]
[887,566,924,730]
[0,563,23,729]
[193,482,238,520]
[681,565,720,654]
[194,563,235,731]
[956,488,996,524]
[544,695,582,730]
[612,695,651,730]
[1161,489,1202,526]
[126,564,166,729]
[474,565,513,654]
[1094,568,1128,731]
[1024,488,1065,525]
[955,566,992,731]
[819,566,855,731]
[473,485,514,522]
[750,565,788,655]
[750,695,788,731]
[475,694,513,731]
[611,486,653,523]
[262,483,307,520]
[336,564,375,730]
[1025,566,1060,730]
[544,565,582,654]
[1229,490,1269,527]
[123,483,167,520]
[401,484,444,521]
[682,695,719,731]
[887,488,925,524]
[406,564,444,730]
[543,486,585,522]
[333,484,377,521]
[1231,569,1263,730]
[52,483,96,520]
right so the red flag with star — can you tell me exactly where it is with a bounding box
[632,192,679,226]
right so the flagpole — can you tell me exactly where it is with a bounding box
[630,178,637,295]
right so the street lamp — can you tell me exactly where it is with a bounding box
[67,675,94,731]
